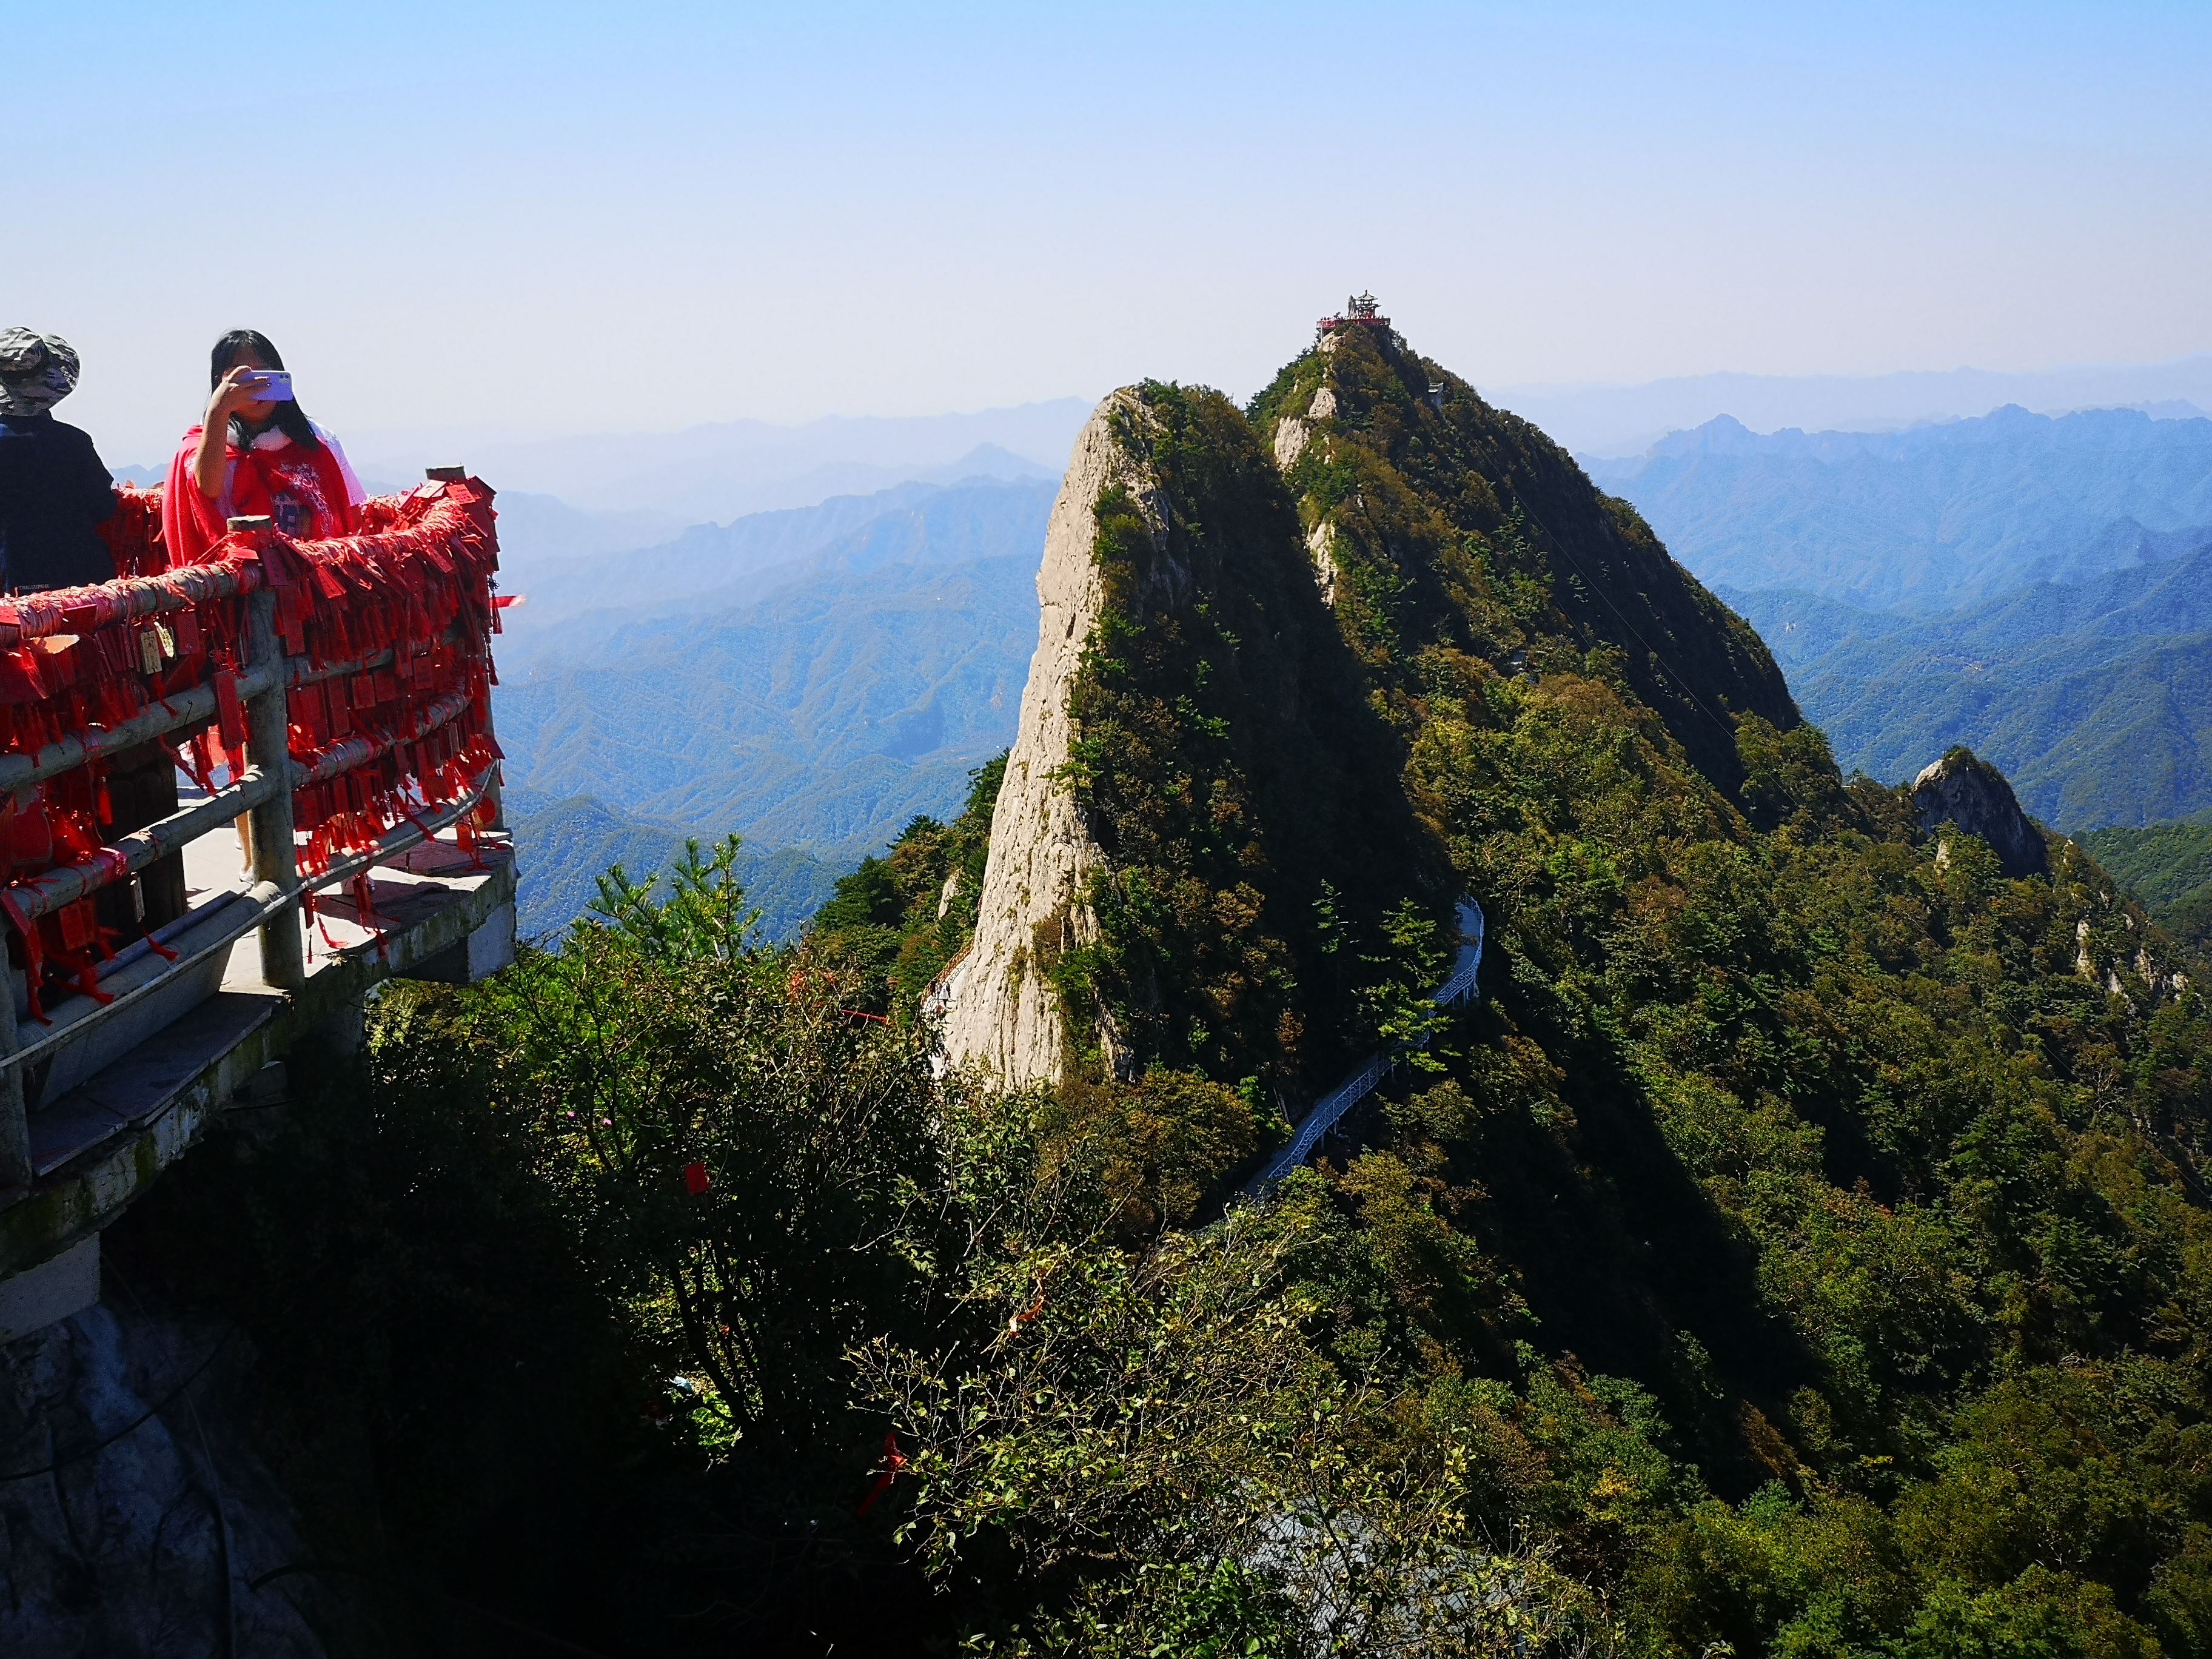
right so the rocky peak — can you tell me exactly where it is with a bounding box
[941,380,1449,1093]
[1912,746,2048,877]
[1248,318,1802,799]
[940,394,1147,1086]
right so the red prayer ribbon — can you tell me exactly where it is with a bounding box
[855,1432,907,1517]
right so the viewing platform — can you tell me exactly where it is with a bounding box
[0,473,515,1341]
[1316,290,1393,339]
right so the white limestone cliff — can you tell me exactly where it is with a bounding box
[1271,386,1336,475]
[1307,520,1341,608]
[939,392,1153,1086]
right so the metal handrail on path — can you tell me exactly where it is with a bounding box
[1245,899,1485,1194]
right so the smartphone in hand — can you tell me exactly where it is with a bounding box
[240,369,293,401]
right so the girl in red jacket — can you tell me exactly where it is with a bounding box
[162,329,366,562]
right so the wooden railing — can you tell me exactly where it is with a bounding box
[0,472,506,1188]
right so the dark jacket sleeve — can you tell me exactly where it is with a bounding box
[75,427,118,525]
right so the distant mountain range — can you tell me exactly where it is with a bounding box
[1584,406,2212,611]
[492,475,1050,916]
[1508,355,2212,457]
[1727,545,2212,828]
[352,401,1087,523]
[1584,404,2212,831]
[502,788,840,943]
[497,465,1050,649]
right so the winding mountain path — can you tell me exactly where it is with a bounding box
[1246,899,1485,1193]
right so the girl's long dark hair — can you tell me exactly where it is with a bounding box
[210,329,323,451]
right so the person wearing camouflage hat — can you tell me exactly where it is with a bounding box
[0,327,119,591]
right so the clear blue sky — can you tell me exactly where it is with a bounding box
[15,1,2210,463]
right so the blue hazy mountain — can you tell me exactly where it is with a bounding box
[355,401,1088,523]
[503,787,840,943]
[494,477,1050,907]
[1508,355,2212,457]
[1586,406,2212,611]
[496,480,945,643]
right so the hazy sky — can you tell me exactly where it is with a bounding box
[15,1,2210,463]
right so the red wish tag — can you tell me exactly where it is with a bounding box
[53,897,96,953]
[0,648,45,704]
[683,1161,709,1195]
[214,669,245,751]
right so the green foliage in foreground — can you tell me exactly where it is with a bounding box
[139,757,2204,1655]
[346,843,1625,1653]
[2080,817,2212,956]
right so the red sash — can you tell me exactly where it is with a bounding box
[162,426,359,563]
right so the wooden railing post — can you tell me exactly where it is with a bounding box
[243,580,304,992]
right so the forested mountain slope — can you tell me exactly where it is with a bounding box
[797,319,2212,1653]
[1253,317,1801,797]
[937,382,1452,1105]
[1729,544,2212,826]
[2080,816,2212,953]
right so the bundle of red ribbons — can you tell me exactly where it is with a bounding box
[1,478,507,1009]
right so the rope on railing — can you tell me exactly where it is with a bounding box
[1245,899,1485,1194]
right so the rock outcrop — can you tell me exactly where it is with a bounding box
[942,381,1450,1092]
[1912,746,2049,877]
[0,1304,329,1655]
[940,396,1141,1086]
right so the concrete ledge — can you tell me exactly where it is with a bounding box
[0,842,514,1285]
[402,899,517,987]
[0,1235,98,1342]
